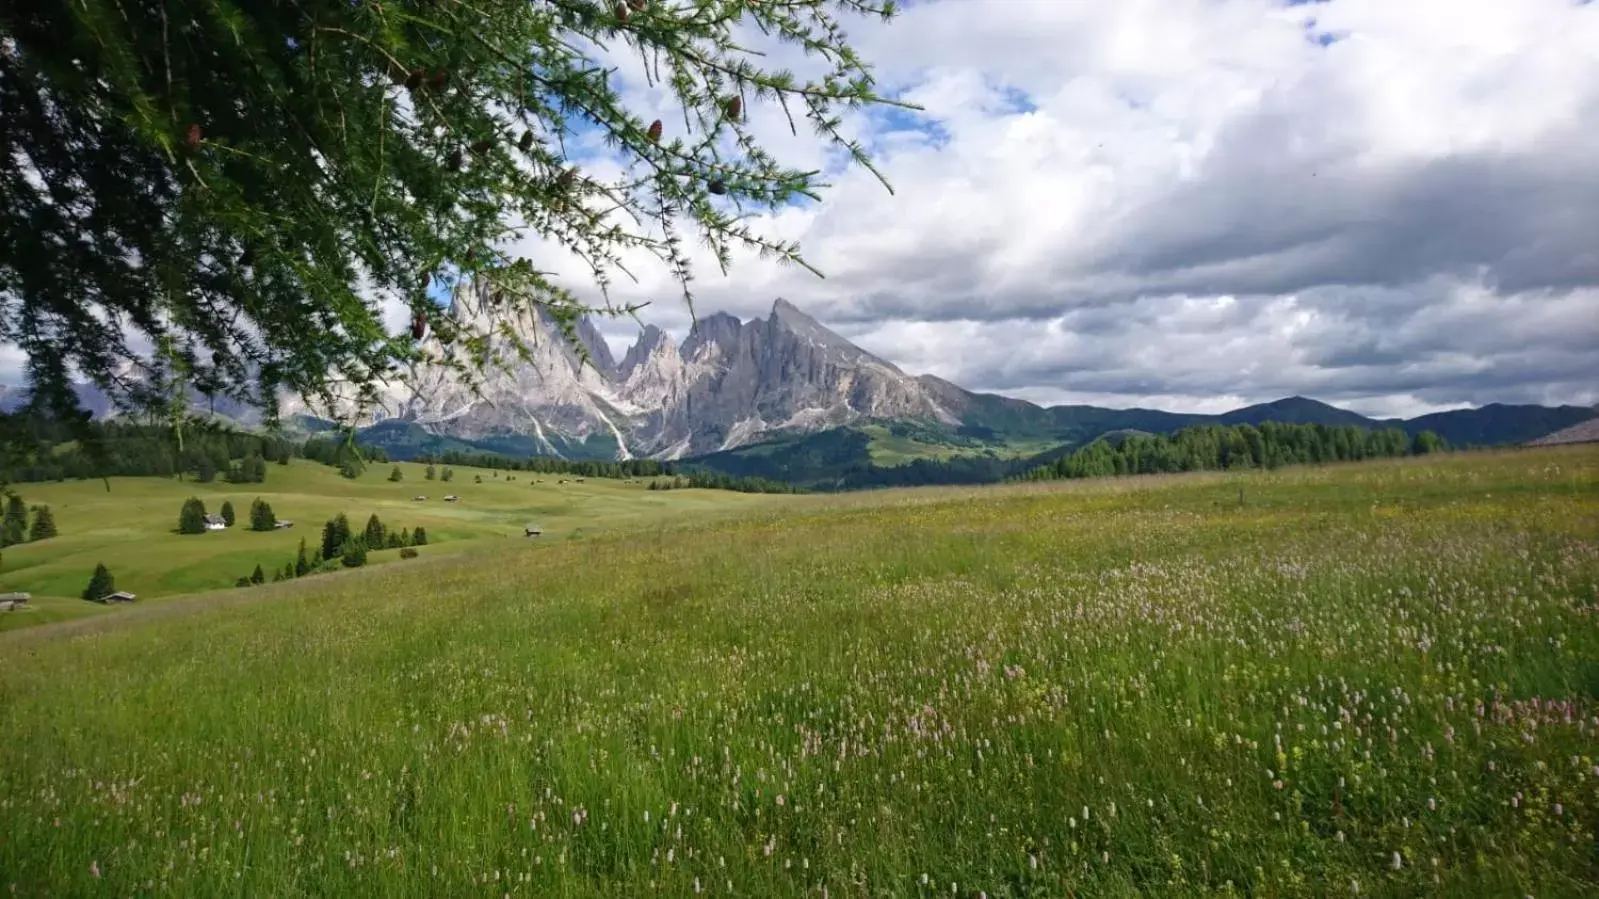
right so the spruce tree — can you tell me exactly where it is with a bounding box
[389,466,404,482]
[295,539,311,578]
[82,563,115,601]
[249,498,277,531]
[425,464,437,481]
[27,505,57,541]
[363,514,386,548]
[321,514,351,561]
[1,495,27,547]
[250,564,265,585]
[179,497,208,534]
[220,500,236,528]
[412,526,428,546]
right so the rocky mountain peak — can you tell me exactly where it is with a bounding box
[280,291,956,459]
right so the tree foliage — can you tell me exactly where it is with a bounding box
[178,496,208,533]
[219,499,236,527]
[1,0,909,431]
[249,497,277,531]
[1,494,27,546]
[27,504,57,540]
[81,562,115,601]
[1015,423,1450,483]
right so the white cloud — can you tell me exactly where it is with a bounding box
[539,0,1599,418]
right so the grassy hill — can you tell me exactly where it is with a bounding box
[2,445,1597,895]
[0,458,790,631]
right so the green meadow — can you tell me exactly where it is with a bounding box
[0,459,787,631]
[2,446,1598,896]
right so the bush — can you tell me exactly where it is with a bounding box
[388,466,403,482]
[235,577,252,588]
[81,562,115,601]
[340,538,368,568]
[178,497,208,534]
[399,547,419,560]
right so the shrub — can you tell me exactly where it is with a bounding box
[399,547,419,560]
[235,577,252,588]
[388,466,403,482]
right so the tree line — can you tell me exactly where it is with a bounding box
[649,473,807,494]
[1,417,297,485]
[1013,422,1449,482]
[234,512,427,587]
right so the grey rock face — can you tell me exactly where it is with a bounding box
[290,291,958,459]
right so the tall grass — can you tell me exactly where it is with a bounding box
[2,448,1597,896]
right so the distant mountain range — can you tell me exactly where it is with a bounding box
[4,293,1595,466]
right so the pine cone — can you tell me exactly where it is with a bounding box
[471,139,493,156]
[405,69,424,91]
[726,96,742,120]
[708,179,727,196]
[557,168,576,188]
[411,312,428,341]
[184,123,202,151]
[518,131,534,152]
[428,70,449,91]
[629,0,647,10]
[615,3,629,23]
[647,119,663,142]
[418,270,431,290]
[447,148,463,171]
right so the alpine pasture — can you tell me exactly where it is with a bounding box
[2,447,1598,896]
[0,459,785,632]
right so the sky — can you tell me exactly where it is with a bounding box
[5,0,1596,420]
[522,0,1599,418]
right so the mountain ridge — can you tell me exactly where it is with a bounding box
[4,295,1594,459]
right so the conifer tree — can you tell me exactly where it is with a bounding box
[249,498,277,531]
[27,504,57,541]
[363,514,386,549]
[82,563,115,601]
[412,526,428,546]
[0,1,908,431]
[321,513,351,561]
[389,466,404,482]
[250,564,265,585]
[179,497,208,534]
[295,538,311,578]
[220,500,236,528]
[1,495,26,547]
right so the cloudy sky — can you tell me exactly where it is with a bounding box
[530,0,1599,418]
[4,0,1595,420]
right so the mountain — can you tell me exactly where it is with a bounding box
[1526,418,1599,447]
[285,290,959,459]
[7,293,1595,465]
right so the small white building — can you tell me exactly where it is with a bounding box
[203,513,227,531]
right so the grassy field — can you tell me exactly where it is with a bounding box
[858,424,1060,466]
[2,446,1598,896]
[0,459,788,631]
